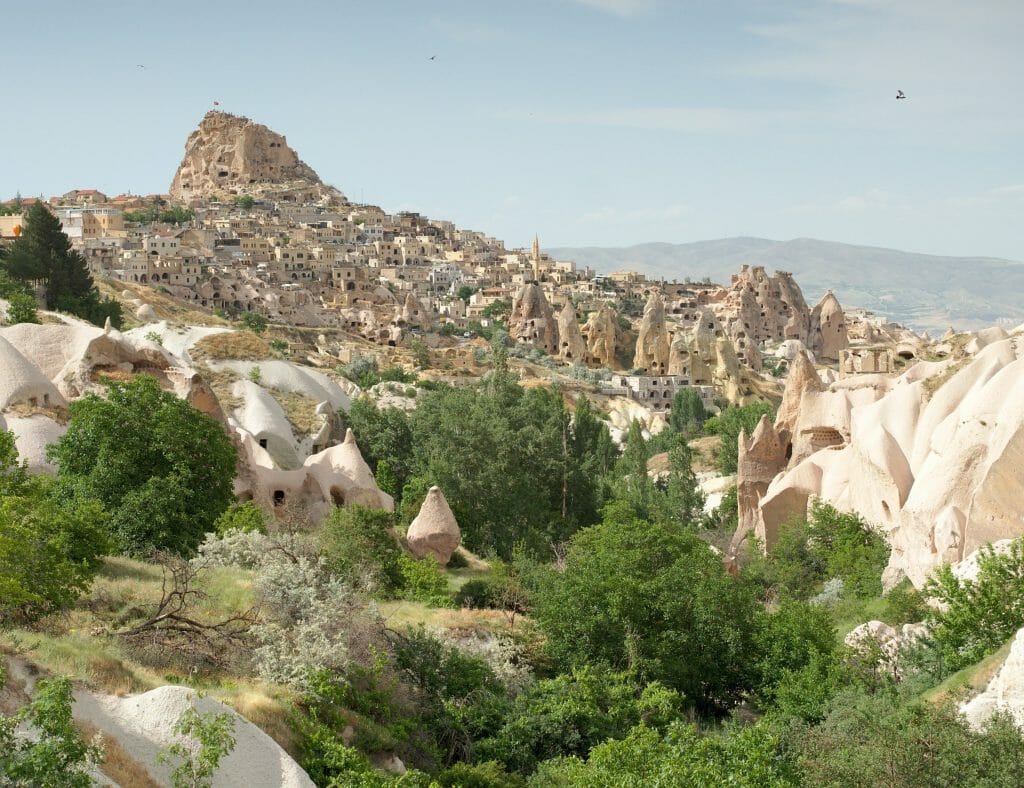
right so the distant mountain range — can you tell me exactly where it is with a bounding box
[547,237,1024,333]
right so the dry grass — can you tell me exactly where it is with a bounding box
[378,600,512,635]
[191,331,272,362]
[77,718,162,788]
[268,388,325,437]
[689,435,721,473]
[202,367,243,413]
[95,279,228,328]
[922,358,968,400]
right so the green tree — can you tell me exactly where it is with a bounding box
[456,285,476,303]
[345,398,414,501]
[0,431,110,626]
[533,502,760,713]
[233,195,256,210]
[238,311,267,334]
[669,388,709,436]
[0,674,103,787]
[752,599,837,709]
[614,420,655,518]
[47,375,237,556]
[410,338,431,368]
[703,401,775,474]
[531,720,796,787]
[320,505,403,594]
[158,700,237,788]
[475,666,682,776]
[654,436,705,528]
[925,536,1024,671]
[0,202,122,327]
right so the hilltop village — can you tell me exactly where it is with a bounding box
[3,111,1024,786]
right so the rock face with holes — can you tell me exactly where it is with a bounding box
[731,328,1024,589]
[810,290,849,362]
[170,111,324,201]
[582,305,619,367]
[509,282,559,354]
[406,486,461,564]
[556,302,587,364]
[633,293,671,374]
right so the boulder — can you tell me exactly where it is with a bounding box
[406,486,461,564]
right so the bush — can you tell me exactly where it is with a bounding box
[343,355,381,389]
[475,666,683,776]
[925,537,1024,671]
[530,720,795,787]
[398,554,453,607]
[213,501,268,535]
[252,555,384,690]
[0,674,103,786]
[785,689,1024,786]
[744,501,888,602]
[6,291,39,324]
[320,505,403,594]
[238,311,267,334]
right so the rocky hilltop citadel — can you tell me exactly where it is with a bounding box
[170,111,331,202]
[2,110,1024,785]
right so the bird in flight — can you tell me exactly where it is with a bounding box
[428,55,436,61]
[137,64,146,69]
[896,90,906,100]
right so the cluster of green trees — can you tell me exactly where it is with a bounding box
[122,204,194,225]
[0,202,122,327]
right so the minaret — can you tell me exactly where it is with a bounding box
[532,234,540,283]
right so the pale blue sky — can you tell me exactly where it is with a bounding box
[2,0,1021,260]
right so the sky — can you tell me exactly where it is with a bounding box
[2,0,1022,260]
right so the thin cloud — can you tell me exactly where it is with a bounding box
[498,106,804,134]
[570,0,656,17]
[578,203,690,224]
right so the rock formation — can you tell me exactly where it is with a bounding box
[633,293,670,374]
[406,486,461,564]
[72,684,315,787]
[170,111,325,201]
[809,290,849,362]
[731,329,1024,588]
[961,627,1024,730]
[582,305,619,367]
[509,282,559,354]
[556,302,587,363]
[729,415,788,559]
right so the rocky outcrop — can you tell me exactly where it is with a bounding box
[633,293,670,374]
[809,291,849,362]
[72,684,315,787]
[170,111,324,201]
[406,486,461,564]
[961,627,1024,730]
[509,283,558,354]
[556,302,586,363]
[735,330,1024,589]
[729,415,788,558]
[582,305,619,367]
